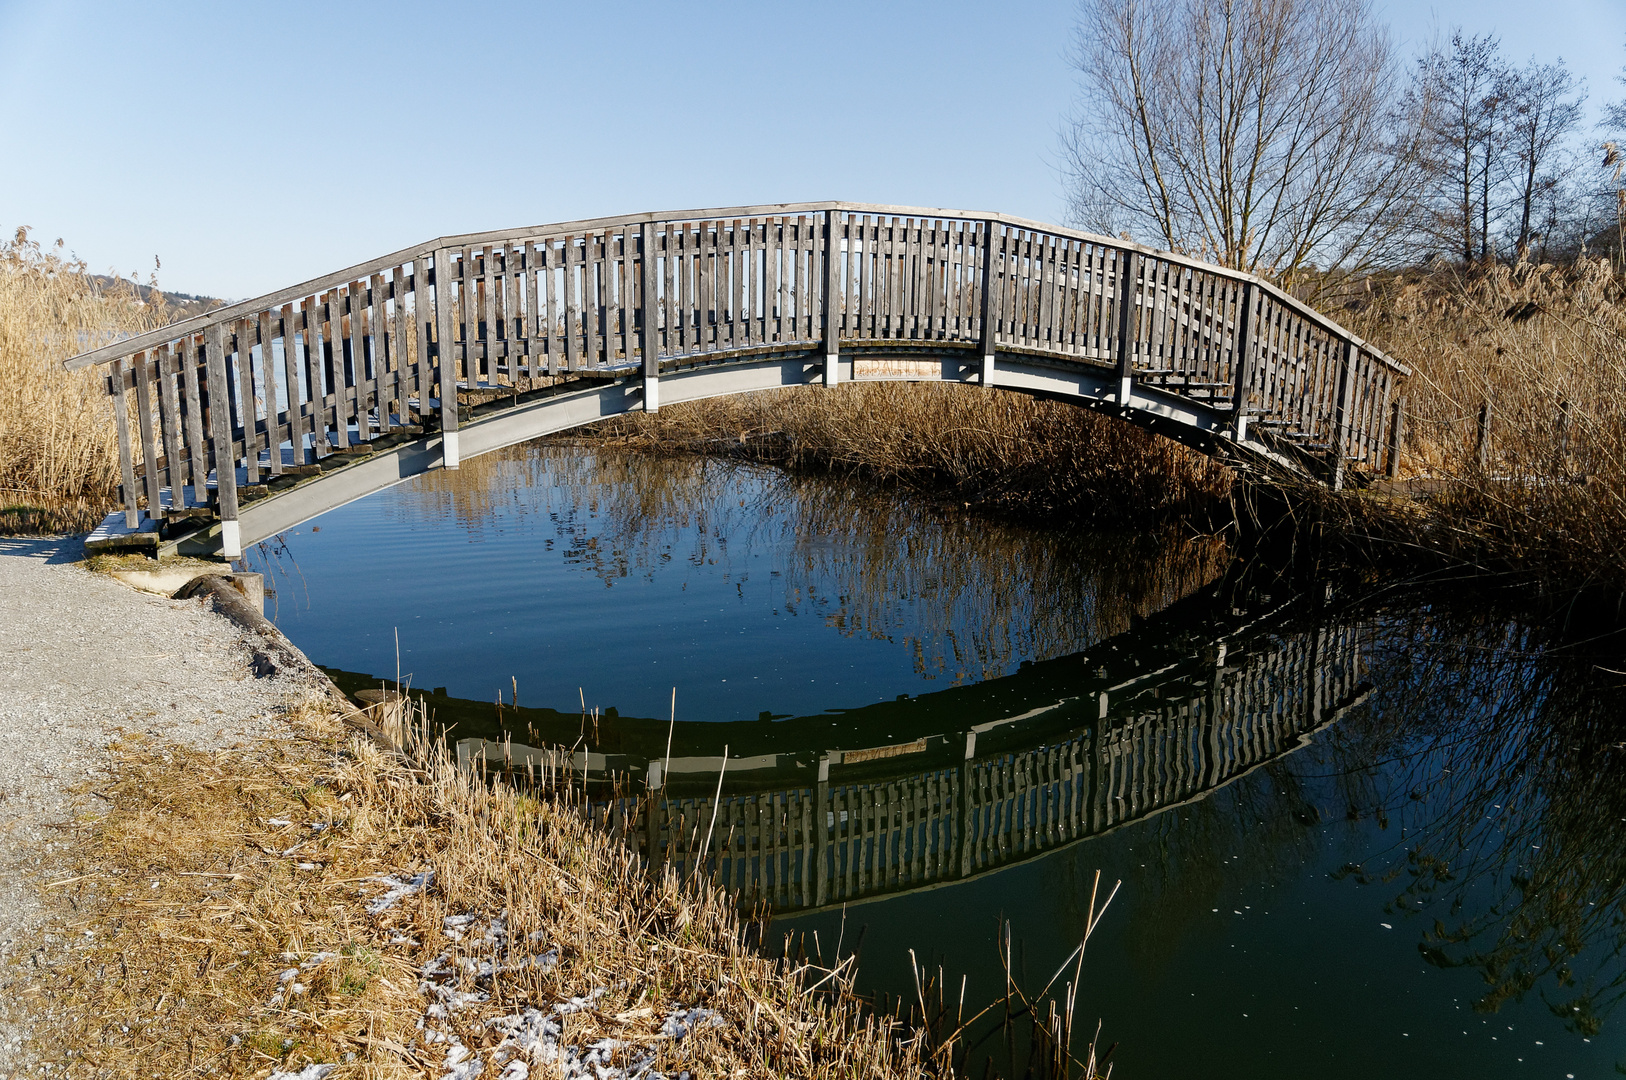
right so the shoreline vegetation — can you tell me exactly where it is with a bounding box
[33,699,948,1079]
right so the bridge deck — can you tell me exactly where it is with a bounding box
[63,202,1409,556]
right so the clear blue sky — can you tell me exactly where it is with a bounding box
[2,0,1622,300]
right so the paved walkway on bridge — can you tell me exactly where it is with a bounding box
[0,537,323,1074]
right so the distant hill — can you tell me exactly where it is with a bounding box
[90,275,227,322]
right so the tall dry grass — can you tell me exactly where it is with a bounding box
[0,228,169,533]
[34,700,948,1080]
[595,381,1236,530]
[1343,257,1626,590]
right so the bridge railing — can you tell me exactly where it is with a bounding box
[62,202,1409,554]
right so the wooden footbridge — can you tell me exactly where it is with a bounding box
[450,582,1371,914]
[65,202,1409,557]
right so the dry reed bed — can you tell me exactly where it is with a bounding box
[590,381,1235,531]
[1343,258,1626,590]
[0,229,174,533]
[35,702,933,1080]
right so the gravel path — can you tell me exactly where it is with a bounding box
[0,536,328,1074]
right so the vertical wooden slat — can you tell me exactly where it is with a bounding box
[1230,282,1257,439]
[181,334,209,495]
[500,245,518,383]
[561,236,580,372]
[729,219,744,350]
[432,249,459,465]
[978,222,999,386]
[325,295,350,450]
[549,238,566,376]
[584,234,602,369]
[1115,249,1140,400]
[766,217,781,342]
[349,285,372,443]
[258,311,283,472]
[640,221,660,412]
[111,358,138,527]
[370,273,392,433]
[822,210,841,387]
[1330,340,1358,490]
[156,343,186,497]
[481,246,498,383]
[281,304,309,464]
[389,270,410,425]
[204,324,240,531]
[410,266,433,427]
[623,227,638,365]
[233,320,262,480]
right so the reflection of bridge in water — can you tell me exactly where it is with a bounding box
[456,587,1370,913]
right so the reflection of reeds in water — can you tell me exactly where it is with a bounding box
[1108,592,1626,1034]
[387,443,1229,685]
[1329,605,1626,1034]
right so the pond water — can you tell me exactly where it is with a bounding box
[247,441,1626,1080]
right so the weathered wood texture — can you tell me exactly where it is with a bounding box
[73,204,1408,532]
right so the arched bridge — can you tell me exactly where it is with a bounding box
[65,202,1410,557]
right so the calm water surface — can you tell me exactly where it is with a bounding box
[247,442,1626,1079]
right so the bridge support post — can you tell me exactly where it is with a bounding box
[1385,394,1405,479]
[978,220,999,387]
[640,222,660,411]
[821,211,841,387]
[1229,282,1258,443]
[814,755,830,906]
[1330,340,1357,491]
[205,324,243,557]
[1114,250,1141,405]
[432,248,460,468]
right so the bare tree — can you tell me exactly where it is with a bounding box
[1501,58,1585,257]
[1604,38,1626,133]
[1064,0,1424,290]
[1406,32,1507,263]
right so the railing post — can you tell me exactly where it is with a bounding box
[978,220,999,387]
[1229,281,1257,441]
[110,358,140,529]
[814,755,830,906]
[432,248,460,468]
[822,210,841,387]
[205,323,242,557]
[1114,249,1141,404]
[640,221,661,411]
[1385,394,1405,479]
[1330,339,1357,491]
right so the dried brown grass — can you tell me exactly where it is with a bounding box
[33,700,936,1080]
[0,229,173,534]
[592,381,1235,530]
[1342,258,1626,590]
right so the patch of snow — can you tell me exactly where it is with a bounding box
[367,871,433,914]
[268,1067,334,1080]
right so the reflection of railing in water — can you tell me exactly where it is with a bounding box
[476,618,1369,913]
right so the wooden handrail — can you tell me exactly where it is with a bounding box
[61,202,1408,377]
